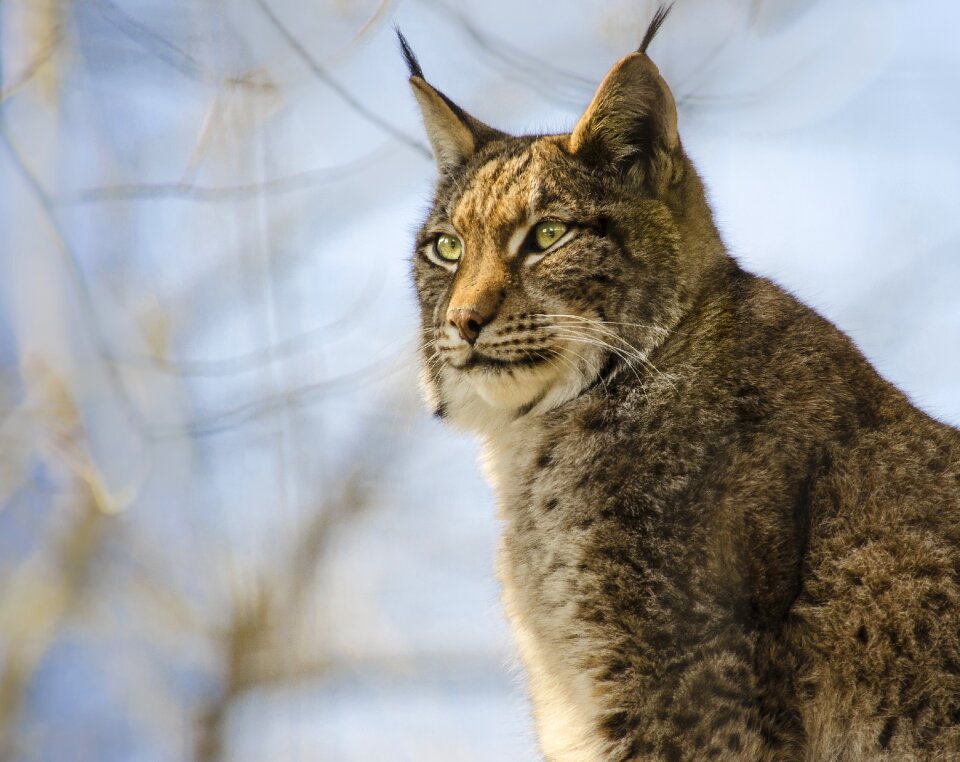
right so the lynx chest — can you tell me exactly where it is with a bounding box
[481,423,614,761]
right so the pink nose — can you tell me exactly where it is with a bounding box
[447,307,486,344]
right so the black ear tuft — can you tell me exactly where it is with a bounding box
[396,27,425,79]
[639,3,674,55]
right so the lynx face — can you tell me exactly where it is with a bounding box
[406,39,688,430]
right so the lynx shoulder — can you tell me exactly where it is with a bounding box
[402,8,960,761]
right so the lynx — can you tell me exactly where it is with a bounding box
[401,7,960,760]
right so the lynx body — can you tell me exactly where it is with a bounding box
[403,10,960,760]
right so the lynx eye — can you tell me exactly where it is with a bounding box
[533,220,568,251]
[434,234,462,262]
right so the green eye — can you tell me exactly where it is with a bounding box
[533,220,568,251]
[434,234,462,262]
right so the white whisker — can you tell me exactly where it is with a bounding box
[547,327,648,397]
[536,313,678,391]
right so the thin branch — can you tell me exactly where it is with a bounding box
[195,386,414,761]
[0,36,62,102]
[123,269,384,378]
[417,0,595,108]
[0,129,152,440]
[253,0,431,159]
[150,347,413,440]
[58,146,394,204]
[0,493,108,759]
[92,0,204,80]
[352,0,395,45]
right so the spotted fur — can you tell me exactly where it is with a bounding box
[402,8,960,761]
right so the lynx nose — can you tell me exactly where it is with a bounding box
[447,307,488,344]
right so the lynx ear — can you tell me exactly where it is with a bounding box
[397,29,505,173]
[569,8,679,188]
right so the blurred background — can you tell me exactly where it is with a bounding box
[0,0,957,759]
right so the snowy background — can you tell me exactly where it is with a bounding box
[0,0,957,760]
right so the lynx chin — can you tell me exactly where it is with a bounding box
[401,6,960,761]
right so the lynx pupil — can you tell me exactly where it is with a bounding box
[533,220,566,251]
[435,233,461,262]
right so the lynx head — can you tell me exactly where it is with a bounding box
[403,6,723,432]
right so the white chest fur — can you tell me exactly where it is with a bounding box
[481,430,609,762]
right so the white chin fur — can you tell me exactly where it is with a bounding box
[436,345,603,433]
[466,362,565,410]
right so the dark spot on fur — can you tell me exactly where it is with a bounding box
[537,448,554,468]
[662,740,683,762]
[856,625,869,644]
[760,723,785,748]
[648,629,673,651]
[634,739,655,755]
[708,707,741,733]
[734,384,766,428]
[948,702,960,725]
[543,497,559,512]
[929,445,950,473]
[582,409,609,432]
[673,712,700,731]
[924,592,951,613]
[878,717,896,749]
[601,711,636,741]
[721,664,748,683]
[603,659,629,680]
[727,733,742,752]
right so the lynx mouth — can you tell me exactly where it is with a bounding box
[456,351,552,371]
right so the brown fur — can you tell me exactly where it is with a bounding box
[401,11,960,761]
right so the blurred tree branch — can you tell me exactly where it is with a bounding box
[0,36,61,103]
[195,390,415,760]
[152,351,410,440]
[0,128,153,440]
[58,145,395,204]
[0,368,114,758]
[417,0,595,107]
[253,0,431,159]
[92,0,209,82]
[352,0,396,46]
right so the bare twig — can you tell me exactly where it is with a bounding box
[0,36,61,102]
[0,375,114,757]
[417,0,595,108]
[92,0,204,80]
[58,145,394,204]
[0,129,152,440]
[194,388,415,760]
[122,268,385,378]
[253,0,431,159]
[352,0,395,45]
[0,498,105,758]
[151,347,413,440]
